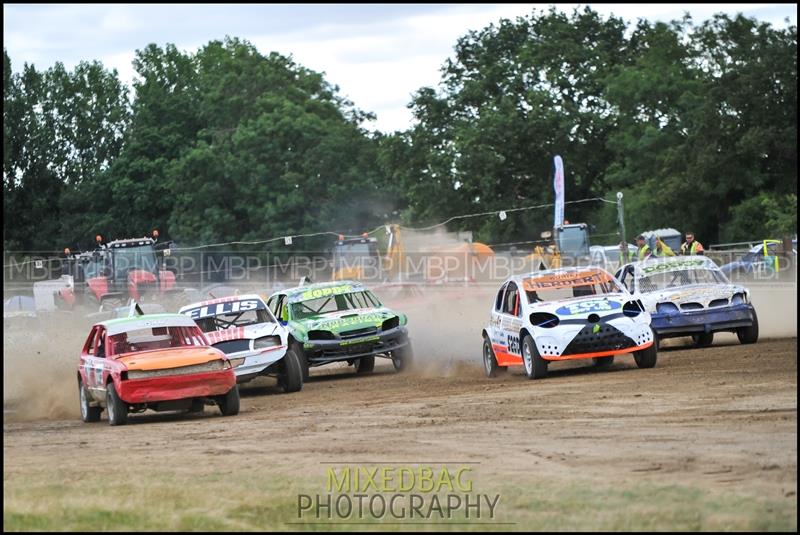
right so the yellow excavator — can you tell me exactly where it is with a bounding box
[331,224,406,282]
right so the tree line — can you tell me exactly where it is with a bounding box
[3,7,796,253]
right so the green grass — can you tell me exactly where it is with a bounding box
[3,467,796,531]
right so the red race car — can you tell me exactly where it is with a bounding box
[78,312,238,425]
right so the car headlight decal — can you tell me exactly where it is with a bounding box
[623,300,644,317]
[530,312,560,328]
[731,293,746,305]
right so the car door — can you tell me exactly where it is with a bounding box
[487,282,507,351]
[499,281,524,359]
[81,326,107,395]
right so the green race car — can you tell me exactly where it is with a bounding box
[266,281,413,379]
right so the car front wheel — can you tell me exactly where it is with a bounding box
[392,342,413,373]
[218,385,240,416]
[522,334,547,380]
[634,338,658,369]
[278,349,304,393]
[293,342,310,381]
[106,382,128,426]
[737,309,759,344]
[355,356,375,374]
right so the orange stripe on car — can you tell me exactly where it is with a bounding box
[492,343,523,366]
[540,340,654,361]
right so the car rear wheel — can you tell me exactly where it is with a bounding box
[79,380,102,423]
[593,356,614,368]
[392,342,413,373]
[278,349,303,393]
[355,356,375,374]
[482,337,505,378]
[692,332,714,347]
[106,382,128,426]
[522,334,547,380]
[217,385,240,416]
[737,309,759,344]
[634,338,658,369]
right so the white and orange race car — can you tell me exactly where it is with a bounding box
[482,267,657,379]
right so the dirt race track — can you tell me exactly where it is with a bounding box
[3,334,797,531]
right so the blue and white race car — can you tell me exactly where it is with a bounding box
[614,256,759,347]
[179,294,303,392]
[482,267,657,380]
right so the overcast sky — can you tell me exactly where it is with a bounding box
[4,3,797,133]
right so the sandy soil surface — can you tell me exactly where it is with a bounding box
[4,337,797,529]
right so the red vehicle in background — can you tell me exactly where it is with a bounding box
[78,312,239,426]
[55,231,178,311]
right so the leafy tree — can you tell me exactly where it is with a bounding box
[391,7,633,244]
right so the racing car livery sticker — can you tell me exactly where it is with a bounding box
[640,258,706,275]
[556,299,621,316]
[313,313,387,330]
[523,270,613,291]
[297,284,354,302]
[184,299,263,320]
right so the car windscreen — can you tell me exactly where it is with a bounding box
[108,325,207,355]
[291,290,381,320]
[638,268,728,292]
[522,270,623,303]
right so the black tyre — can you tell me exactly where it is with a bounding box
[482,337,503,378]
[278,349,304,393]
[79,380,102,423]
[521,334,548,380]
[294,343,310,382]
[593,356,614,368]
[218,385,240,416]
[355,356,375,374]
[692,332,714,347]
[634,338,658,369]
[392,342,413,373]
[106,381,128,426]
[737,309,759,344]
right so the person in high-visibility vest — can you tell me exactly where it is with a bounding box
[619,241,636,263]
[636,235,652,260]
[680,231,705,255]
[656,236,676,257]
